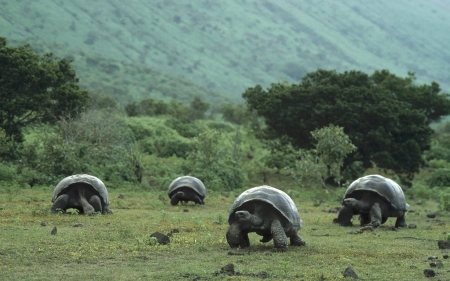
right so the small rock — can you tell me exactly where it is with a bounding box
[171,228,180,233]
[51,226,57,235]
[220,263,235,275]
[443,254,449,259]
[150,232,170,244]
[256,271,268,278]
[430,260,443,268]
[407,224,417,229]
[342,267,359,279]
[423,268,436,277]
[73,223,83,227]
[360,226,374,232]
[118,194,125,199]
[438,240,450,249]
[328,207,341,213]
[40,222,47,227]
[427,212,438,218]
[428,256,438,260]
[183,209,189,212]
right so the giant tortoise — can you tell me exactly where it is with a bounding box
[51,174,112,215]
[168,176,206,205]
[333,174,409,227]
[226,185,305,252]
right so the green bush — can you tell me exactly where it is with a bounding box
[439,191,450,212]
[427,168,450,187]
[0,162,16,181]
[153,138,193,158]
[428,159,450,169]
[407,183,437,200]
[164,118,202,138]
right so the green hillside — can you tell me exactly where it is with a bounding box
[2,0,450,104]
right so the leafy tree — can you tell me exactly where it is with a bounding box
[288,125,357,188]
[0,37,88,143]
[188,96,210,120]
[243,69,450,179]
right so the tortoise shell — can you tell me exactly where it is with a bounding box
[344,174,410,212]
[52,174,110,207]
[167,176,206,199]
[228,185,302,229]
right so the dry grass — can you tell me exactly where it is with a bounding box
[0,186,449,281]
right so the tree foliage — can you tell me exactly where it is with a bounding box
[243,69,450,178]
[288,125,356,188]
[0,37,88,143]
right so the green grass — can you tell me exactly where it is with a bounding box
[0,184,449,280]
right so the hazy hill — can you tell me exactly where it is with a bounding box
[2,0,450,104]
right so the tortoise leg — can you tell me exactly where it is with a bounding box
[170,193,182,205]
[226,224,250,249]
[370,203,382,227]
[258,232,272,243]
[359,214,371,226]
[333,206,354,226]
[78,188,95,215]
[395,214,407,228]
[271,219,288,252]
[51,194,69,213]
[192,195,204,205]
[288,230,306,246]
[89,195,102,213]
[240,232,250,248]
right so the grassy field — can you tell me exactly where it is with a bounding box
[0,181,449,281]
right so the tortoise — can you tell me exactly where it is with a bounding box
[167,176,206,205]
[333,174,410,227]
[226,185,305,252]
[51,174,112,215]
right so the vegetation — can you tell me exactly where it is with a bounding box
[0,37,88,144]
[3,1,450,102]
[0,184,449,280]
[1,36,450,280]
[243,69,450,181]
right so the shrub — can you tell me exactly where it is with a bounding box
[427,168,450,187]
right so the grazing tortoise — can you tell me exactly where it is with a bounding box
[51,174,112,215]
[168,176,206,205]
[226,185,305,252]
[333,174,410,227]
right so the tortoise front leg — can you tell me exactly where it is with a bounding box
[370,203,382,227]
[333,206,354,226]
[51,194,69,213]
[395,214,407,228]
[240,232,250,248]
[359,213,371,226]
[89,195,102,213]
[288,231,306,247]
[170,192,183,205]
[192,194,204,205]
[271,219,288,252]
[257,232,272,243]
[78,188,95,215]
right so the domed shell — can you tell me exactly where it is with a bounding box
[167,176,206,199]
[52,174,110,206]
[228,185,302,229]
[344,174,410,212]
